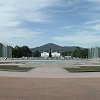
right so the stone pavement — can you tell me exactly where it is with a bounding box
[0,77,100,100]
[0,60,100,100]
[0,61,100,78]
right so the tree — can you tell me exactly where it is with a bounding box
[73,47,88,58]
[61,51,72,57]
[32,51,41,57]
[49,48,52,57]
[21,46,32,57]
[73,47,81,58]
[12,45,32,58]
[61,47,88,58]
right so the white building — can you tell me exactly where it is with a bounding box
[52,52,61,58]
[41,52,61,58]
[64,56,72,59]
[41,52,49,58]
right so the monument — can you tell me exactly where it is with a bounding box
[49,48,52,57]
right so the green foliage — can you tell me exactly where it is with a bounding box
[61,47,88,58]
[61,51,73,57]
[64,66,100,73]
[32,51,41,57]
[12,45,32,58]
[0,66,34,72]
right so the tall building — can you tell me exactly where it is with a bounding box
[88,47,100,59]
[7,46,12,58]
[0,43,12,58]
[0,43,3,57]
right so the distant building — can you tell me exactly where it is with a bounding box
[0,43,3,57]
[88,47,100,59]
[6,46,12,58]
[52,52,61,58]
[41,52,61,58]
[64,56,72,59]
[0,43,12,58]
[41,52,49,58]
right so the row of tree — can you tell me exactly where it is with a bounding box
[61,47,88,58]
[12,45,42,58]
[12,46,88,58]
[12,46,32,58]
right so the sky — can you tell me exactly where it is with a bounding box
[0,0,100,48]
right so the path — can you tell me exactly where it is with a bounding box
[0,62,100,78]
[29,63,69,78]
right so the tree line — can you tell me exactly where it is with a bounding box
[12,45,41,58]
[12,46,88,58]
[12,46,32,58]
[61,47,88,58]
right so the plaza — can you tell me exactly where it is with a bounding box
[0,77,100,100]
[0,59,100,100]
[0,59,100,78]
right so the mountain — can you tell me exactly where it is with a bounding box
[31,43,79,53]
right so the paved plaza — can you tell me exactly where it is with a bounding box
[0,59,100,100]
[0,77,100,100]
[0,59,100,78]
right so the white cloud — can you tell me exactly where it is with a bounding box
[0,0,59,26]
[52,7,78,13]
[1,0,100,47]
[82,0,100,20]
[53,30,100,47]
[59,18,100,47]
[58,0,100,47]
[0,0,64,46]
[0,28,43,47]
[51,0,82,13]
[6,29,41,38]
[81,20,100,32]
[0,28,42,40]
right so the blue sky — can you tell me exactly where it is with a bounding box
[0,0,100,48]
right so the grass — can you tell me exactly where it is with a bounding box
[64,66,100,73]
[0,66,34,72]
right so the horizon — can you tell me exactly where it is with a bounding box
[30,43,85,49]
[0,0,100,48]
[0,42,87,48]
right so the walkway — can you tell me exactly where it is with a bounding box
[0,62,100,78]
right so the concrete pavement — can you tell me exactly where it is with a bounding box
[0,61,100,78]
[0,77,100,100]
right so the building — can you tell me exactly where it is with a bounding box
[41,52,49,58]
[6,46,12,58]
[0,43,12,58]
[88,47,100,59]
[64,56,72,59]
[52,52,61,58]
[41,52,61,58]
[0,43,3,57]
